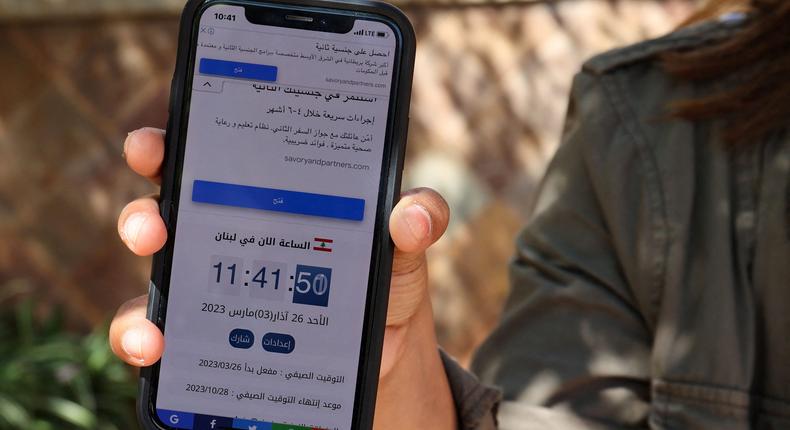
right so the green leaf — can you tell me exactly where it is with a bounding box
[0,394,31,427]
[44,397,97,429]
[0,300,138,429]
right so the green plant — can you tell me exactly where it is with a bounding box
[0,300,138,430]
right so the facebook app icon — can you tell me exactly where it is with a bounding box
[194,414,232,429]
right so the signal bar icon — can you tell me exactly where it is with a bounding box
[353,29,389,38]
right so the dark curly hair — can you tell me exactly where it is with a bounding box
[663,0,790,146]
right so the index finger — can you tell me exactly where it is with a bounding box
[124,128,165,184]
[109,295,165,367]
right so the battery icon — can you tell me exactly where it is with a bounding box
[376,31,388,38]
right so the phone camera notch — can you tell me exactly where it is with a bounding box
[284,14,314,23]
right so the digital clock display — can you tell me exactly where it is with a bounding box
[214,12,236,22]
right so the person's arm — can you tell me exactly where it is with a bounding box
[110,129,458,429]
[472,70,657,429]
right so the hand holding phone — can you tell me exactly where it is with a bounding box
[111,1,454,429]
[114,135,456,429]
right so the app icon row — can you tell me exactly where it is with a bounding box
[157,409,323,430]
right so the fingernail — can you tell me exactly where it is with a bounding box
[121,328,145,363]
[123,130,138,158]
[123,213,148,248]
[403,204,431,242]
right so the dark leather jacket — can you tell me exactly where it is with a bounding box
[444,17,790,429]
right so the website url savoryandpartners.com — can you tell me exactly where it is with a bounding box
[284,155,371,171]
[325,77,386,89]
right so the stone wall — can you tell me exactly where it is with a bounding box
[0,0,693,362]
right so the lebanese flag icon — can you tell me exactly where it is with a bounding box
[313,237,334,253]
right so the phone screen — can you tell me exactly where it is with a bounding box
[153,3,399,429]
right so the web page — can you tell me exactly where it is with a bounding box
[155,4,397,430]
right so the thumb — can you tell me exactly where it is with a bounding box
[387,188,449,326]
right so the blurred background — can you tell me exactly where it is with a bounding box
[0,0,695,428]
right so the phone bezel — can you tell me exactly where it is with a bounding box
[137,1,415,429]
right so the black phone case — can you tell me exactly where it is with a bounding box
[137,1,415,429]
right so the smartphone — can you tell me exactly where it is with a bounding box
[138,1,415,429]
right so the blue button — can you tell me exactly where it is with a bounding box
[233,418,273,430]
[194,414,233,430]
[199,58,277,82]
[229,328,255,349]
[157,409,194,429]
[262,332,296,354]
[192,180,365,222]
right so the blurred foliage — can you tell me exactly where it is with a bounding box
[0,291,137,430]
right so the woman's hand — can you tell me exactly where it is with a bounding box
[110,128,457,429]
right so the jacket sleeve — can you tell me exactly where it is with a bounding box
[466,69,658,429]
